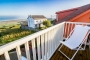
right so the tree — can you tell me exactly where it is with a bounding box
[43,20,51,27]
[51,19,56,25]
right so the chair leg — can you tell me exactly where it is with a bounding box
[58,44,83,60]
[70,48,79,60]
[58,44,71,60]
[89,41,90,49]
[58,44,63,51]
[71,43,84,60]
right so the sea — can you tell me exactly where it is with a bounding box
[0,16,26,21]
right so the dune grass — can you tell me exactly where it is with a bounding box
[0,22,35,45]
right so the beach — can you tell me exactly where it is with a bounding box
[0,19,27,27]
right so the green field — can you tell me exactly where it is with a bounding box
[0,22,35,45]
[0,21,20,28]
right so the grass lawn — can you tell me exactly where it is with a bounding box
[0,21,20,28]
[0,22,35,45]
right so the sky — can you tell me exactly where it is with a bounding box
[0,0,90,18]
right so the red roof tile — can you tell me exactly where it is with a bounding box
[56,4,90,24]
[56,8,79,14]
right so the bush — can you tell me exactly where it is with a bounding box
[51,19,56,25]
[0,28,34,44]
[43,20,51,27]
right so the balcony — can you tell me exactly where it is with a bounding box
[0,22,90,60]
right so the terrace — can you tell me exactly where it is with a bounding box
[0,22,90,60]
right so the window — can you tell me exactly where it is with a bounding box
[36,21,38,22]
[40,20,42,22]
[35,24,37,27]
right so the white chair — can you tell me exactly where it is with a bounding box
[58,25,90,60]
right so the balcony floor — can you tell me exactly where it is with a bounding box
[50,45,90,60]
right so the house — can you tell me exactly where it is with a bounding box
[56,4,90,24]
[21,15,47,29]
[28,15,47,28]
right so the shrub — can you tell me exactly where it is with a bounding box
[43,20,51,27]
[0,28,33,44]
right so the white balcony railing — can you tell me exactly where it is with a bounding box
[64,22,90,38]
[0,22,64,60]
[0,22,90,60]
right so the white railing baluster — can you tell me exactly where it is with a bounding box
[54,28,56,50]
[32,39,37,60]
[16,46,22,60]
[56,26,59,48]
[37,36,41,60]
[65,22,67,38]
[67,23,70,37]
[4,51,10,60]
[25,42,31,60]
[71,23,73,31]
[53,29,56,51]
[45,33,47,60]
[57,27,59,47]
[56,27,59,47]
[41,34,44,60]
[49,31,51,57]
[51,30,53,53]
[52,29,55,52]
[49,31,51,56]
[55,28,57,49]
[57,26,60,45]
[47,31,50,58]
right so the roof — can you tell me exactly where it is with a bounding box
[56,4,90,23]
[28,15,47,20]
[56,7,79,14]
[20,21,28,25]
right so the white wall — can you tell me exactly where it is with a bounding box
[56,14,58,21]
[34,19,47,24]
[28,17,47,28]
[28,17,35,28]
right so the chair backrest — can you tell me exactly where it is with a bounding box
[64,25,90,49]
